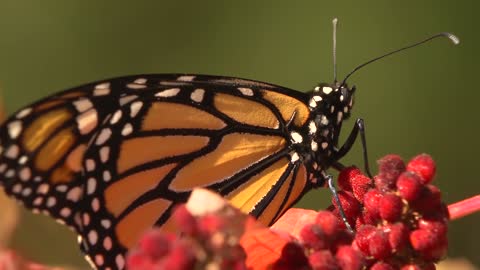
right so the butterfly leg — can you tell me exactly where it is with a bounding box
[325,174,354,233]
[333,118,372,178]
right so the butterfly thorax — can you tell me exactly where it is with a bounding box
[289,82,355,186]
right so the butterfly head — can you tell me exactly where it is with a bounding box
[308,82,355,124]
[293,83,356,182]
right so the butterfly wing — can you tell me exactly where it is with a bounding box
[0,74,313,269]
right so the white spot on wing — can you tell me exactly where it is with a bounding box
[5,169,15,178]
[121,123,133,136]
[16,108,32,119]
[33,197,43,206]
[313,95,323,102]
[21,188,32,197]
[77,110,98,135]
[311,141,318,151]
[155,88,180,97]
[12,184,22,194]
[130,101,143,117]
[309,99,317,108]
[88,230,98,245]
[308,121,317,134]
[238,87,254,96]
[5,145,19,159]
[91,198,100,212]
[37,184,49,194]
[110,110,122,124]
[321,142,328,149]
[95,255,104,266]
[320,115,329,126]
[87,178,97,195]
[83,213,91,226]
[7,121,22,139]
[18,156,28,164]
[177,75,196,81]
[100,146,110,163]
[56,185,68,192]
[127,83,147,89]
[103,236,113,250]
[290,152,300,162]
[190,88,205,103]
[0,164,7,173]
[60,208,71,217]
[94,88,110,96]
[19,167,31,181]
[134,78,147,84]
[290,131,303,143]
[86,159,96,172]
[101,219,111,229]
[67,187,83,202]
[46,197,57,207]
[119,95,138,106]
[73,99,93,113]
[103,170,111,182]
[95,128,112,145]
[116,255,125,269]
[95,82,110,89]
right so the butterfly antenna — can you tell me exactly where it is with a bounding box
[341,32,460,86]
[332,18,338,83]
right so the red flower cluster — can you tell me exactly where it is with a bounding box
[127,204,248,270]
[289,154,448,269]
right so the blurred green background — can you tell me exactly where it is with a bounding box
[0,0,478,268]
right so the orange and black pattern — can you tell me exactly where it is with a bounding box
[0,74,356,269]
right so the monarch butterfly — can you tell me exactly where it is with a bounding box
[0,20,458,269]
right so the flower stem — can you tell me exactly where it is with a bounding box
[448,195,480,220]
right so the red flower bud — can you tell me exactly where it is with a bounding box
[376,154,406,190]
[300,224,329,251]
[367,229,392,259]
[396,172,423,201]
[371,261,396,270]
[355,225,376,254]
[410,228,447,261]
[335,245,365,270]
[384,223,409,251]
[418,218,448,235]
[161,242,197,270]
[137,230,174,259]
[407,154,436,184]
[379,194,403,222]
[338,166,362,191]
[172,205,198,236]
[351,174,373,202]
[315,210,343,238]
[198,214,226,236]
[363,189,383,218]
[412,185,442,213]
[332,191,361,223]
[308,250,339,270]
